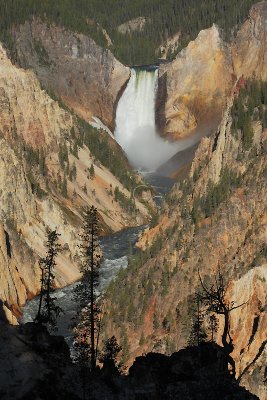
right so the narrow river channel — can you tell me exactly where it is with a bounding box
[21,173,175,344]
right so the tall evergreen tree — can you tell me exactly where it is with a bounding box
[187,292,207,346]
[73,206,102,372]
[99,335,122,366]
[208,313,219,342]
[35,229,62,327]
[89,164,95,179]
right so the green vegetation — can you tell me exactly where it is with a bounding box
[36,229,62,327]
[76,119,140,192]
[73,206,101,372]
[33,38,52,66]
[0,0,256,65]
[68,162,77,182]
[58,142,69,169]
[114,186,135,212]
[103,233,164,340]
[89,164,95,179]
[27,170,46,199]
[61,174,68,198]
[24,144,47,175]
[232,79,267,150]
[192,167,241,223]
[23,144,48,198]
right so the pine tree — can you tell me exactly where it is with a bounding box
[39,148,46,176]
[61,174,68,197]
[82,183,87,194]
[89,163,95,179]
[139,331,145,346]
[99,336,122,365]
[58,142,68,169]
[188,292,207,346]
[69,162,77,181]
[35,229,62,328]
[208,313,219,342]
[73,206,102,372]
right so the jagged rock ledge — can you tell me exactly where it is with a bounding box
[0,317,259,400]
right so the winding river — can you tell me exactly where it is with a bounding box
[21,173,174,343]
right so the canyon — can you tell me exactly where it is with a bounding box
[102,3,267,399]
[0,41,150,323]
[13,19,130,130]
[0,1,266,399]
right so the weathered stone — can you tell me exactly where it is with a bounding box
[14,19,130,130]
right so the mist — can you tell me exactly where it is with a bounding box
[114,68,198,172]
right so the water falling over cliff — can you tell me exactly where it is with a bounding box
[115,68,181,171]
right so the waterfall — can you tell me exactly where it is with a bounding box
[115,68,181,172]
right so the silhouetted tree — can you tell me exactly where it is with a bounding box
[188,292,207,346]
[36,229,62,327]
[198,269,246,376]
[73,206,102,372]
[208,313,219,342]
[99,336,122,365]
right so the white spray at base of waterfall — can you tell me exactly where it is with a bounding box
[115,68,186,171]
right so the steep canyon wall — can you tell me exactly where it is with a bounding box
[0,43,149,322]
[158,1,267,142]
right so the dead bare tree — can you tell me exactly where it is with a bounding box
[198,269,247,377]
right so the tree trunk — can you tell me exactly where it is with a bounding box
[90,228,95,371]
[36,268,44,322]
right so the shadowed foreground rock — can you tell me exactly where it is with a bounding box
[0,320,259,400]
[124,345,259,400]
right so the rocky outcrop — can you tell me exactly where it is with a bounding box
[0,320,258,400]
[0,321,74,400]
[0,138,39,319]
[232,1,267,80]
[230,266,267,400]
[126,345,259,400]
[118,17,148,34]
[14,19,130,129]
[158,1,267,141]
[158,24,234,140]
[0,44,73,148]
[157,32,181,60]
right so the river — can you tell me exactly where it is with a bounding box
[21,172,175,343]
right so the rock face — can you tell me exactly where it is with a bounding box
[0,44,80,320]
[0,138,39,320]
[0,44,73,148]
[232,1,267,80]
[158,1,267,141]
[14,19,130,129]
[0,321,74,400]
[118,17,148,34]
[0,43,150,322]
[158,25,234,140]
[157,32,181,60]
[126,345,259,400]
[0,132,82,322]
